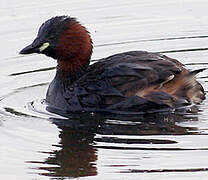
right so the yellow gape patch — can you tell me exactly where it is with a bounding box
[39,42,50,52]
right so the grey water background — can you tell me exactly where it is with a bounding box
[1,0,208,179]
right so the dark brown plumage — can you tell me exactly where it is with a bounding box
[19,16,205,115]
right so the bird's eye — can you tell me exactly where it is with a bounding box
[48,35,55,41]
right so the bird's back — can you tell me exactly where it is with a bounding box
[46,51,205,114]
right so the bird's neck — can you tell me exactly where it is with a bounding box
[56,28,92,81]
[55,20,92,81]
[56,58,90,83]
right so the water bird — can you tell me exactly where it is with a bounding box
[20,16,205,114]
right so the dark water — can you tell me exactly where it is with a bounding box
[1,0,208,179]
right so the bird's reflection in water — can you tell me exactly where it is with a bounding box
[32,116,100,178]
[99,112,199,136]
[29,110,200,178]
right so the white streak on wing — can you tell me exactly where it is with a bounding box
[159,74,175,88]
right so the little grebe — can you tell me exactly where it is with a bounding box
[20,16,205,114]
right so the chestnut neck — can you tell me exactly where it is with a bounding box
[55,20,93,81]
[57,59,90,82]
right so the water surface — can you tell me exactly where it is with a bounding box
[1,0,208,179]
